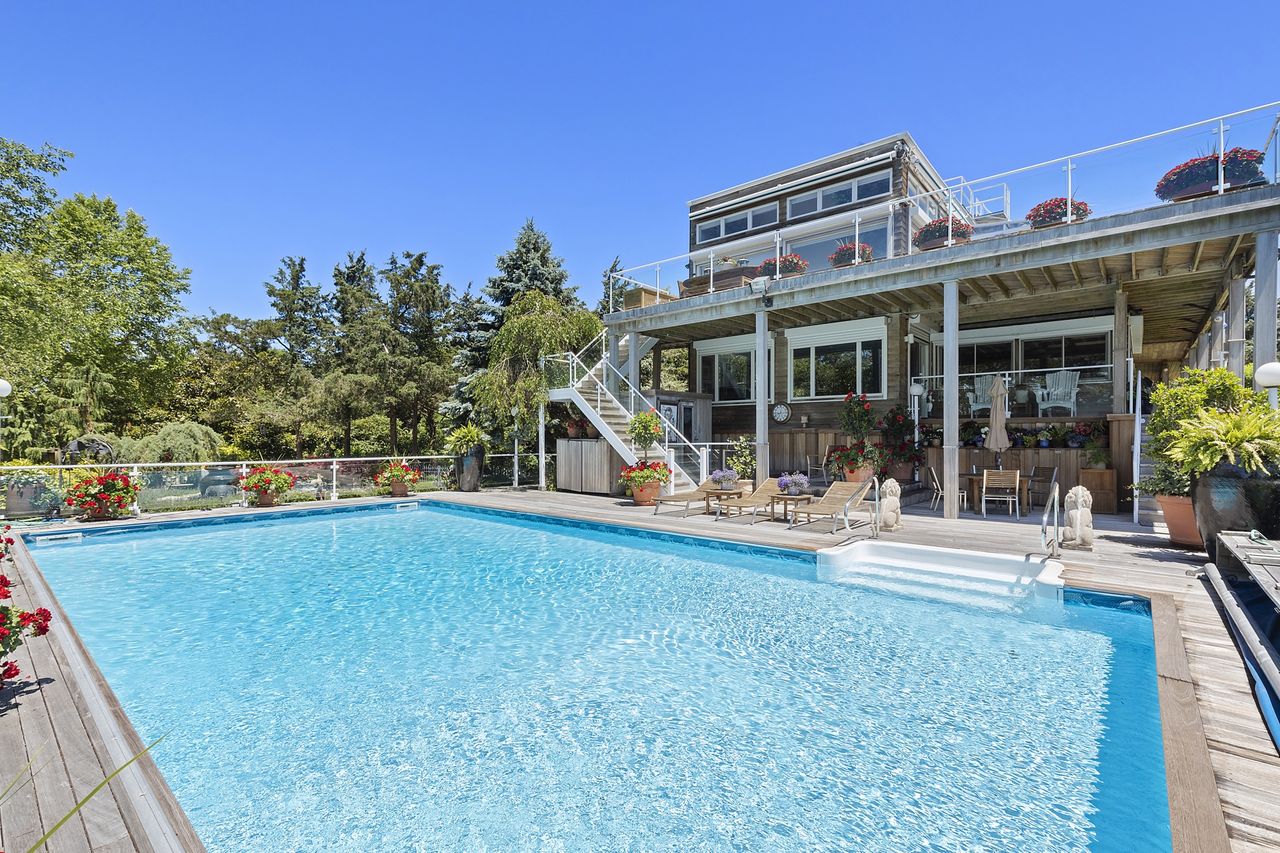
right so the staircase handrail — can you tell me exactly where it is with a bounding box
[591,355,702,463]
[574,329,606,364]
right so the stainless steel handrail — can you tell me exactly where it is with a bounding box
[1041,481,1061,558]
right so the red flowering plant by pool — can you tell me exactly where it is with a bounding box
[64,471,141,518]
[1,532,54,687]
[236,466,296,506]
[1026,197,1091,227]
[1154,147,1265,201]
[838,391,877,440]
[618,461,672,488]
[828,441,886,474]
[828,242,873,266]
[756,254,809,277]
[912,217,973,248]
[876,404,922,471]
[373,460,422,486]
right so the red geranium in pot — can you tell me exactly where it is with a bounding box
[756,254,809,278]
[237,466,296,507]
[828,242,873,267]
[1155,147,1266,202]
[619,461,672,506]
[374,459,422,497]
[1026,197,1091,228]
[912,217,974,250]
[64,471,142,520]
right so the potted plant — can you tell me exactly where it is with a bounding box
[374,459,422,497]
[1,565,53,690]
[1035,429,1052,448]
[921,426,942,448]
[64,471,142,519]
[619,461,671,506]
[1083,439,1111,470]
[583,419,600,439]
[710,468,740,489]
[756,254,809,278]
[1009,428,1025,448]
[876,405,918,481]
[1167,407,1280,561]
[237,466,296,508]
[1026,197,1091,228]
[827,241,873,268]
[829,442,885,483]
[1,470,54,517]
[778,472,810,496]
[1138,368,1263,549]
[565,417,583,438]
[1155,147,1266,202]
[447,425,488,492]
[912,217,974,251]
[1048,425,1069,448]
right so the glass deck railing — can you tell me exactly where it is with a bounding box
[910,364,1118,421]
[605,101,1280,311]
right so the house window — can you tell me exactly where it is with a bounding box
[786,170,893,221]
[696,346,773,403]
[693,203,780,245]
[790,333,887,400]
[699,355,715,395]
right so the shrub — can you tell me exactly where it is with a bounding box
[1026,197,1091,226]
[912,217,973,247]
[726,436,757,481]
[1154,148,1265,201]
[445,425,487,455]
[1167,408,1280,476]
[756,254,808,277]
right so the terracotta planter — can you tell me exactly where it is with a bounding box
[631,480,661,506]
[843,465,874,483]
[1156,494,1203,549]
[584,423,600,439]
[254,492,277,508]
[389,482,409,497]
[82,500,126,521]
[915,234,970,251]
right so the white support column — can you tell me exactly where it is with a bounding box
[627,334,641,397]
[537,403,546,490]
[943,280,960,519]
[1256,231,1279,406]
[1208,311,1225,369]
[754,309,770,486]
[1111,289,1129,414]
[607,331,621,395]
[1228,277,1246,380]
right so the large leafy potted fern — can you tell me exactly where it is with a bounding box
[446,425,488,492]
[1167,407,1280,561]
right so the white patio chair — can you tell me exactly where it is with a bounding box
[927,466,966,512]
[966,374,997,416]
[1036,370,1080,417]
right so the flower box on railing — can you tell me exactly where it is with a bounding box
[1027,197,1091,229]
[756,254,809,278]
[1155,147,1266,202]
[828,242,874,268]
[912,217,973,251]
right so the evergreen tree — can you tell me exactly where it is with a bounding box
[594,256,624,317]
[265,256,333,369]
[440,284,491,426]
[383,251,455,452]
[484,219,579,322]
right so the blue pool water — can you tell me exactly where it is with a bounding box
[30,504,1170,851]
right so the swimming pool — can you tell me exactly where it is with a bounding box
[29,503,1171,851]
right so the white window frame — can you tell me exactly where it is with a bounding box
[694,334,774,404]
[786,169,893,221]
[693,203,780,245]
[786,319,889,402]
[785,218,892,263]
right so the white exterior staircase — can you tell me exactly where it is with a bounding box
[546,334,702,493]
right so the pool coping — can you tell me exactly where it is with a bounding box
[11,496,1232,852]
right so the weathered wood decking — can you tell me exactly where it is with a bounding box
[2,491,1278,851]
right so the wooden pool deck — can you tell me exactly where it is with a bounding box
[1,491,1277,851]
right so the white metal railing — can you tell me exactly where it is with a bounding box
[1041,481,1061,558]
[1132,404,1146,525]
[610,101,1280,303]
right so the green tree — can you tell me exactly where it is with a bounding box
[473,291,602,431]
[0,138,70,251]
[265,256,332,369]
[484,219,579,322]
[594,255,624,317]
[383,251,455,452]
[441,284,492,427]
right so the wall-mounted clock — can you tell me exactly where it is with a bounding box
[771,402,792,424]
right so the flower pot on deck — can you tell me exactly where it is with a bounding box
[843,465,874,483]
[916,235,970,251]
[1189,463,1280,561]
[1155,494,1202,550]
[456,447,485,492]
[631,480,661,506]
[389,482,409,497]
[254,492,276,508]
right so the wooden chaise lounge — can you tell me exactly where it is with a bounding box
[788,479,878,534]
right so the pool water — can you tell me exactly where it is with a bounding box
[31,504,1171,851]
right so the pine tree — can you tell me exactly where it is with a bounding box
[594,256,624,317]
[265,257,333,369]
[484,219,580,322]
[384,252,455,452]
[440,284,491,427]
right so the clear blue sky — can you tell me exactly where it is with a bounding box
[5,0,1277,318]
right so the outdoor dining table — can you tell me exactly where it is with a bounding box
[959,472,1031,516]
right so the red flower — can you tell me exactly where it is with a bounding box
[863,402,872,411]
[0,627,9,641]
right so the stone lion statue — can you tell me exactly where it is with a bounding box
[1061,485,1094,551]
[880,478,902,532]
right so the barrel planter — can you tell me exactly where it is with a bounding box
[456,446,485,492]
[1190,463,1280,561]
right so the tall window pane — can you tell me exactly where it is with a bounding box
[751,204,778,228]
[975,342,1013,374]
[1066,334,1110,382]
[723,212,748,236]
[857,172,891,199]
[814,343,859,397]
[717,352,752,401]
[697,221,720,243]
[792,348,811,397]
[700,355,715,395]
[1022,337,1063,374]
[789,192,818,218]
[860,340,883,395]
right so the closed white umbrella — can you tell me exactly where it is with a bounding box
[986,375,1011,460]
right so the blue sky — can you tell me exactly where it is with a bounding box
[4,0,1277,318]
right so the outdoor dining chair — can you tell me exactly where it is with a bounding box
[981,469,1020,517]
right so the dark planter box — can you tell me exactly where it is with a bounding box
[456,447,485,492]
[1191,463,1280,562]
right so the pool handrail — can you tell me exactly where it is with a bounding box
[1041,481,1061,558]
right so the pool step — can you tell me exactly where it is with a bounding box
[825,560,1035,611]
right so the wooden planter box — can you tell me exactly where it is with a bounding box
[915,234,970,251]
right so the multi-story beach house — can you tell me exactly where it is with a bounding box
[545,105,1280,521]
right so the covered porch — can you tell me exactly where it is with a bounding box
[606,184,1280,519]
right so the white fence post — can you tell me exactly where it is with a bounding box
[130,465,141,516]
[239,464,249,507]
[513,434,519,488]
[330,460,339,501]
